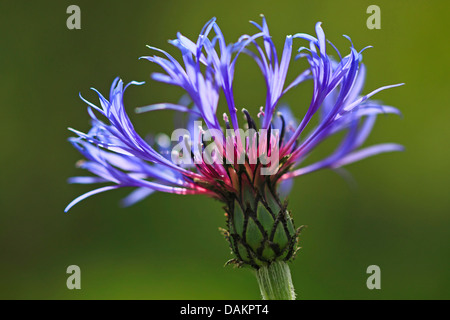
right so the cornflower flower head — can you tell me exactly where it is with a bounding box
[66,16,403,299]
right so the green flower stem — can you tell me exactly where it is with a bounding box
[255,261,296,300]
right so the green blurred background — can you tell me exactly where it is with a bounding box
[0,0,448,299]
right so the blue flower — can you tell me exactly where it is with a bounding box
[66,16,403,267]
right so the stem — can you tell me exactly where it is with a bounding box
[255,261,296,300]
